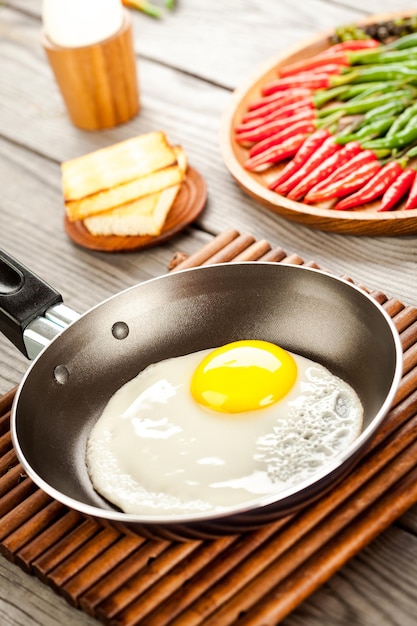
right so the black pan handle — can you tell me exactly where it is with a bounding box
[0,249,63,357]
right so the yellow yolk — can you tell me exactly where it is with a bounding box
[190,340,297,413]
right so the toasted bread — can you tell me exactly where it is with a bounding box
[65,163,185,222]
[83,185,181,237]
[61,131,177,201]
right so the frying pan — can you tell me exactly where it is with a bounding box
[0,249,402,540]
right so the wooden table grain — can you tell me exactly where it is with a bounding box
[1,1,417,624]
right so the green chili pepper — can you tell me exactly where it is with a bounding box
[384,32,417,51]
[336,100,404,138]
[342,61,417,73]
[346,86,386,101]
[386,101,417,137]
[406,144,417,158]
[318,90,413,117]
[339,81,412,100]
[362,99,410,122]
[338,98,411,141]
[362,117,417,150]
[348,46,417,66]
[313,86,350,108]
[333,67,417,85]
[346,32,417,57]
[335,116,395,144]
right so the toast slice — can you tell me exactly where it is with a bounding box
[83,184,181,236]
[61,131,177,201]
[65,163,185,222]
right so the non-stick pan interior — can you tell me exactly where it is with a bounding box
[12,263,400,520]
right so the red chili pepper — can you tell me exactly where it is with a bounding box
[287,141,363,201]
[311,161,382,203]
[334,162,403,210]
[278,51,350,78]
[301,63,345,76]
[268,128,331,190]
[244,134,308,171]
[235,108,316,144]
[378,168,416,211]
[273,136,339,195]
[244,133,307,172]
[405,173,417,210]
[248,120,317,158]
[243,91,313,121]
[318,39,380,54]
[261,74,332,96]
[247,88,312,112]
[304,149,377,203]
[235,98,314,133]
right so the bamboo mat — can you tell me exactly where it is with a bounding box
[1,228,417,626]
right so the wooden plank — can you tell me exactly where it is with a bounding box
[6,0,416,86]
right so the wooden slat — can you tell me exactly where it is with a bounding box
[31,518,101,583]
[63,534,145,610]
[237,465,417,626]
[0,231,417,626]
[0,449,19,477]
[15,509,86,573]
[47,526,122,595]
[0,464,25,498]
[0,431,13,457]
[93,539,172,619]
[138,523,289,626]
[79,540,168,617]
[1,500,65,562]
[0,479,38,525]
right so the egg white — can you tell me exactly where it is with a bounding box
[86,348,363,517]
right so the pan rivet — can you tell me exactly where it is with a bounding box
[54,365,70,385]
[112,321,129,340]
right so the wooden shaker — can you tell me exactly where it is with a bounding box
[42,10,139,131]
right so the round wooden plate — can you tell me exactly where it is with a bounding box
[64,166,207,252]
[220,11,417,236]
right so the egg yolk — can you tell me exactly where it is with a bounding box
[190,340,297,414]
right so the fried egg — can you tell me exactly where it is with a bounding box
[86,340,363,517]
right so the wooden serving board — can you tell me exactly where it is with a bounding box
[220,11,417,236]
[1,229,417,626]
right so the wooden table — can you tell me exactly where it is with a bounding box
[1,1,417,624]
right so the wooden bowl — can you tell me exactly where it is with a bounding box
[220,11,417,236]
